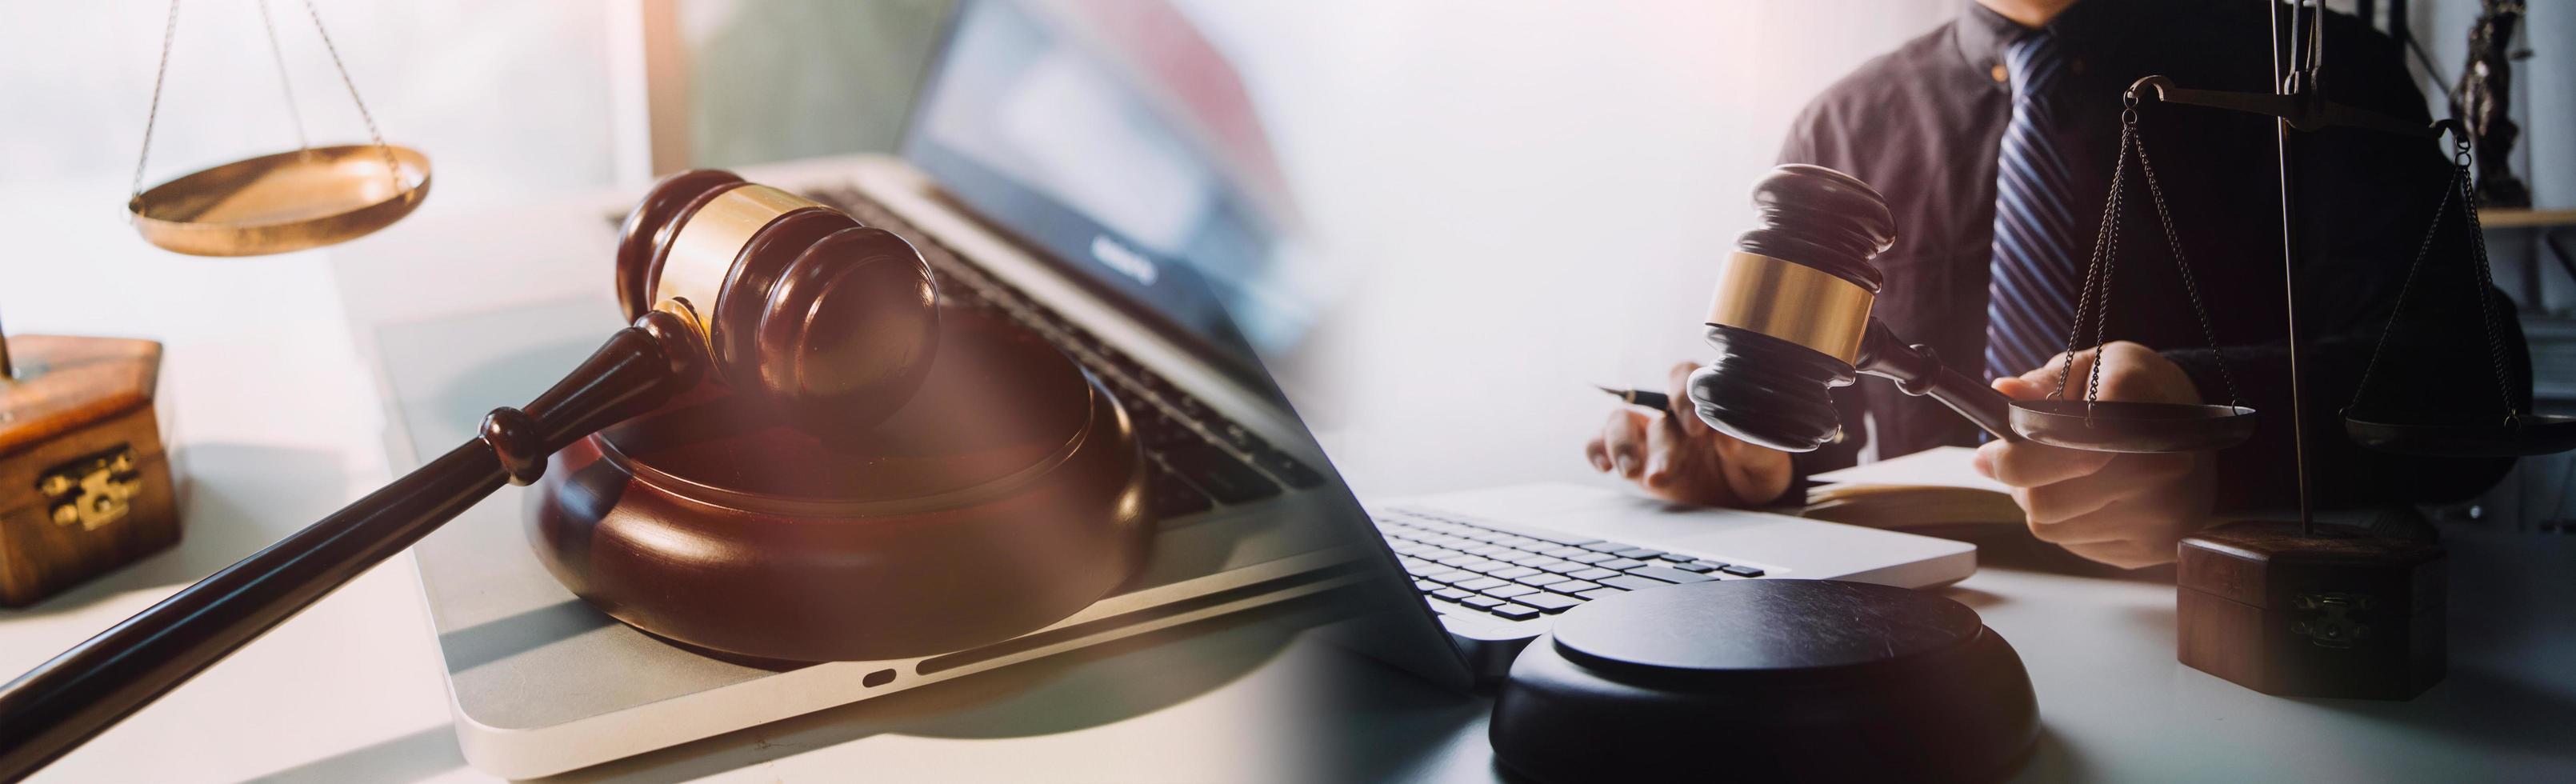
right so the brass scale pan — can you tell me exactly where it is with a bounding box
[128,144,429,257]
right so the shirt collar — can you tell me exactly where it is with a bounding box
[1954,0,2142,90]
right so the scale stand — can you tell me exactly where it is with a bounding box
[2130,1,2457,701]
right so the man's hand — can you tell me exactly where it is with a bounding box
[1974,341,2217,568]
[1585,362,1795,507]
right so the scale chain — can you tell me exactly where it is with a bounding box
[130,0,182,196]
[130,0,405,198]
[2346,138,2523,426]
[2131,116,2245,408]
[2458,154,2520,423]
[2053,98,2244,414]
[2346,158,2458,418]
[256,0,309,152]
[301,0,404,193]
[2052,112,2129,406]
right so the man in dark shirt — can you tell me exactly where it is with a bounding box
[1583,0,2527,567]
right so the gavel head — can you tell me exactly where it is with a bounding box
[1686,164,1896,453]
[614,170,940,434]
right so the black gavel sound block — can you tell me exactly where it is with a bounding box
[1490,580,2038,784]
[0,170,1152,778]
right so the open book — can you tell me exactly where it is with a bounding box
[1801,446,2026,531]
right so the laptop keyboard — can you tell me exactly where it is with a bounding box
[802,186,1326,521]
[1375,508,1766,622]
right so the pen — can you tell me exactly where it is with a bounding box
[1595,385,1671,412]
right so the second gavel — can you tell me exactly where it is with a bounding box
[0,170,952,779]
[1687,164,2022,453]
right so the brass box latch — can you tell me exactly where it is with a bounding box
[38,445,143,531]
[2290,592,2373,650]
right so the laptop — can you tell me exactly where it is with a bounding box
[1354,485,1975,679]
[833,0,1975,686]
[380,0,1974,772]
[373,0,1417,776]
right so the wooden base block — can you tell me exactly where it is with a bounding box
[2177,520,2444,700]
[0,336,179,607]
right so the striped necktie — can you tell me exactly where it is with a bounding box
[1984,30,2082,382]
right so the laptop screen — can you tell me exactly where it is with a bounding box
[901,0,1310,391]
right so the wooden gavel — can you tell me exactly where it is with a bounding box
[0,171,944,779]
[1686,164,2021,454]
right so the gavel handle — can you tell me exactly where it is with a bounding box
[1854,320,2022,442]
[0,310,702,782]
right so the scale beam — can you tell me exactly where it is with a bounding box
[2124,75,2442,139]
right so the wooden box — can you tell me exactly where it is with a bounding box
[2176,520,2445,700]
[0,335,179,607]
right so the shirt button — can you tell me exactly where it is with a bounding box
[1991,63,2009,82]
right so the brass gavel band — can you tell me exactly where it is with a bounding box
[654,184,825,340]
[1704,251,1875,364]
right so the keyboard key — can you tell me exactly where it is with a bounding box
[1569,568,1622,582]
[1468,544,1518,557]
[1249,447,1328,489]
[1518,593,1583,613]
[1598,558,1649,570]
[1162,443,1282,504]
[1134,407,1198,449]
[1432,587,1471,601]
[1462,560,1515,574]
[1674,562,1717,573]
[1548,580,1602,594]
[1577,587,1629,601]
[1414,580,1440,593]
[1434,554,1481,567]
[1423,569,1471,583]
[1462,595,1506,609]
[1212,422,1264,452]
[1170,392,1211,421]
[1721,565,1766,578]
[1611,548,1665,560]
[1567,552,1614,564]
[1694,561,1732,570]
[1540,546,1590,558]
[1490,526,1602,547]
[1580,542,1638,553]
[1490,605,1543,621]
[1455,577,1506,591]
[1628,567,1710,585]
[1598,574,1687,592]
[1624,566,1717,584]
[1490,566,1541,580]
[1658,553,1699,562]
[1482,585,1538,599]
[1517,572,1570,587]
[1509,554,1558,567]
[1148,468,1214,518]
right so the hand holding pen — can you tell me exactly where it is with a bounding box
[1585,362,1796,508]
